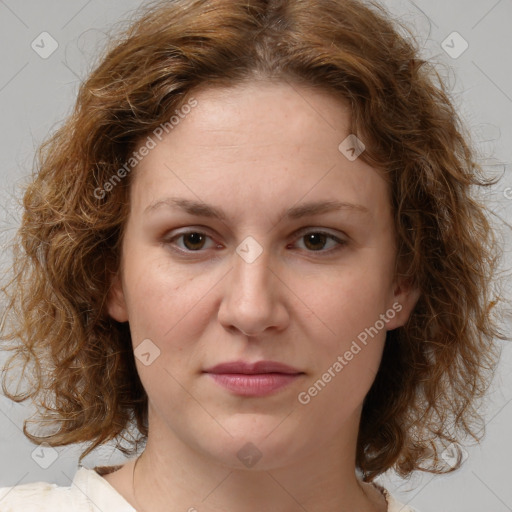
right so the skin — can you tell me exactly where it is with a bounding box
[105,79,420,512]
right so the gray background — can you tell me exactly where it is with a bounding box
[0,1,511,511]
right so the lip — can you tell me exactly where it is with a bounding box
[203,360,305,397]
[203,360,302,375]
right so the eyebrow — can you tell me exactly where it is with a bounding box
[144,197,370,221]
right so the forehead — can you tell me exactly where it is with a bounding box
[129,80,390,222]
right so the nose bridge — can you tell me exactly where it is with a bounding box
[232,239,273,302]
[218,236,284,335]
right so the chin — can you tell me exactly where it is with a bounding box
[196,422,309,471]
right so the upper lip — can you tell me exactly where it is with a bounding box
[203,360,303,375]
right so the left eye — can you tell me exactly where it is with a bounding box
[165,230,346,254]
[292,231,346,252]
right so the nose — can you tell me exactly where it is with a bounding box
[217,247,289,337]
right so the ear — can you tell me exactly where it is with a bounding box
[385,277,421,331]
[106,272,129,322]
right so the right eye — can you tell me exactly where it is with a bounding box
[163,230,221,253]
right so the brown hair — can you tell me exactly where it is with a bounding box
[1,0,508,482]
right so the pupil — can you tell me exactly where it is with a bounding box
[185,233,204,250]
[305,233,326,251]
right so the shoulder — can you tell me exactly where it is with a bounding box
[0,466,135,512]
[372,481,423,512]
[0,479,77,511]
[386,493,422,512]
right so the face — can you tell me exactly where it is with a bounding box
[107,80,419,470]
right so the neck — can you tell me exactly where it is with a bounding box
[128,407,387,512]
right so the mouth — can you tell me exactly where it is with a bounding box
[203,360,303,375]
[202,360,305,397]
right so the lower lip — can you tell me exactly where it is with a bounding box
[206,373,302,396]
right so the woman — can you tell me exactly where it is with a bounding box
[0,0,506,510]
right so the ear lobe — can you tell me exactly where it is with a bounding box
[106,273,129,322]
[385,278,421,331]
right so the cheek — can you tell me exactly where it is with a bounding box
[290,260,392,410]
[123,273,175,340]
[296,274,388,413]
[121,248,219,367]
[295,259,392,346]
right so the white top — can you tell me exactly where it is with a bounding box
[0,466,420,511]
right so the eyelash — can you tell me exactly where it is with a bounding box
[163,229,347,256]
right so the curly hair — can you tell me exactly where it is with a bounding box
[1,0,508,482]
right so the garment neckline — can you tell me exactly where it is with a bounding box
[86,465,394,512]
[370,480,392,510]
[75,466,136,511]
